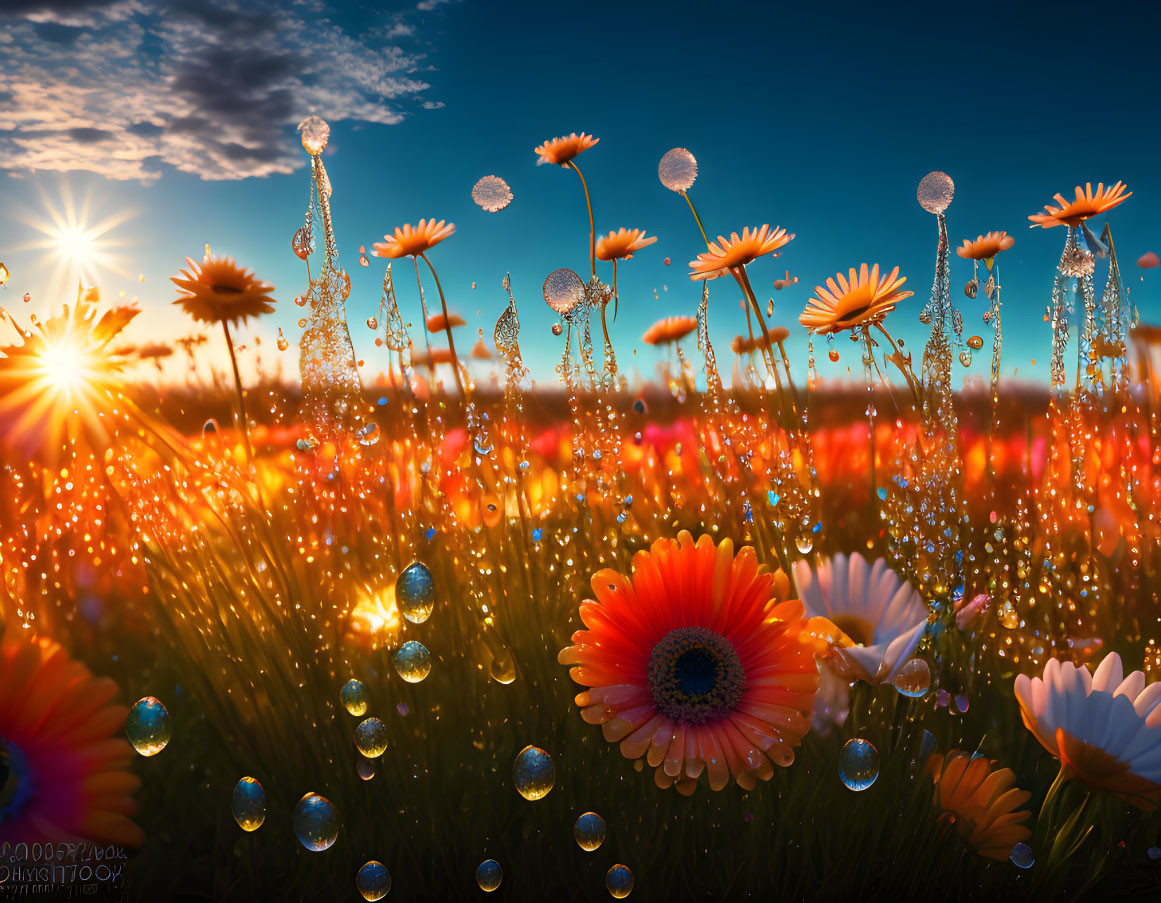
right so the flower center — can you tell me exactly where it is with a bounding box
[0,735,33,823]
[211,284,244,295]
[648,627,744,725]
[831,614,875,647]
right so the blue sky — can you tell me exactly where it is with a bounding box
[1,0,1159,387]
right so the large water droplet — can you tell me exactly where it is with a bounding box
[395,562,435,624]
[893,658,932,698]
[293,793,339,851]
[472,175,514,213]
[917,171,954,214]
[513,745,555,800]
[838,738,879,791]
[298,116,330,156]
[543,268,585,316]
[606,864,634,899]
[356,422,380,447]
[357,860,391,900]
[126,696,171,757]
[354,717,389,758]
[574,812,606,851]
[231,777,266,832]
[476,859,503,892]
[1009,842,1035,868]
[659,148,697,192]
[356,758,376,781]
[341,679,368,716]
[393,640,432,683]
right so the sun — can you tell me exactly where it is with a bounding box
[17,180,134,300]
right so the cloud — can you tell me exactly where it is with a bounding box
[0,0,451,182]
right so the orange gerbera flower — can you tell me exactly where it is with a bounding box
[689,226,793,280]
[534,132,599,166]
[642,316,697,345]
[372,219,455,258]
[0,631,144,847]
[596,228,658,262]
[1028,181,1131,228]
[426,312,466,333]
[410,346,458,368]
[171,256,275,326]
[925,750,1032,861]
[799,264,913,335]
[559,532,833,794]
[731,326,790,355]
[956,231,1015,262]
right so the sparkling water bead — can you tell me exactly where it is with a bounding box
[893,658,932,698]
[659,147,697,192]
[543,268,585,316]
[356,758,376,781]
[231,777,266,832]
[356,860,391,901]
[293,793,339,852]
[476,859,503,892]
[298,115,330,155]
[917,171,954,214]
[1010,842,1035,868]
[126,696,171,756]
[838,738,880,791]
[393,641,432,683]
[573,811,606,851]
[606,864,634,899]
[471,175,513,213]
[395,562,435,624]
[354,717,389,758]
[341,679,368,716]
[513,745,555,800]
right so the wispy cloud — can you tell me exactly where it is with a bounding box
[0,0,453,182]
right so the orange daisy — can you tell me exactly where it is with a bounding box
[956,231,1015,262]
[410,346,458,368]
[559,531,833,794]
[689,226,793,280]
[596,228,658,262]
[171,256,275,326]
[642,316,698,345]
[534,132,599,166]
[0,631,144,847]
[372,219,455,258]
[799,264,913,335]
[1028,181,1131,228]
[731,326,790,355]
[925,750,1032,861]
[426,312,466,332]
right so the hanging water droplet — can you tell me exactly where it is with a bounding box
[476,859,503,892]
[1009,843,1035,868]
[606,864,635,899]
[340,679,368,716]
[292,227,313,260]
[356,758,376,781]
[354,717,388,758]
[828,349,839,363]
[367,317,378,330]
[551,323,563,336]
[959,351,972,367]
[126,696,171,757]
[356,860,391,901]
[838,738,879,791]
[967,335,983,350]
[231,777,266,832]
[471,175,514,213]
[293,793,339,852]
[658,147,697,192]
[393,641,432,683]
[963,280,978,299]
[359,255,369,268]
[277,328,289,351]
[395,562,435,624]
[892,658,931,698]
[298,115,330,156]
[574,812,606,851]
[203,418,219,436]
[543,268,585,315]
[513,745,555,800]
[23,292,30,303]
[795,534,814,554]
[356,422,380,446]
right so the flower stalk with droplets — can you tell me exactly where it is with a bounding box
[535,133,600,276]
[596,227,657,377]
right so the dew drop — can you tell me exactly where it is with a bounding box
[967,334,983,350]
[1010,842,1035,869]
[395,562,435,624]
[892,658,931,698]
[393,640,432,683]
[356,758,376,781]
[293,793,339,852]
[476,859,503,892]
[828,348,840,363]
[359,255,369,268]
[340,679,368,716]
[838,738,879,791]
[297,115,330,156]
[126,696,171,757]
[959,351,972,367]
[354,717,388,758]
[551,323,563,336]
[23,292,31,303]
[606,864,635,899]
[356,421,380,447]
[513,745,555,800]
[276,328,289,351]
[231,777,266,832]
[367,316,378,330]
[203,418,219,436]
[543,268,586,315]
[574,812,606,851]
[356,860,391,901]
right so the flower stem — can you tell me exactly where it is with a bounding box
[221,320,254,467]
[420,252,465,398]
[566,160,596,277]
[733,266,779,379]
[682,189,711,248]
